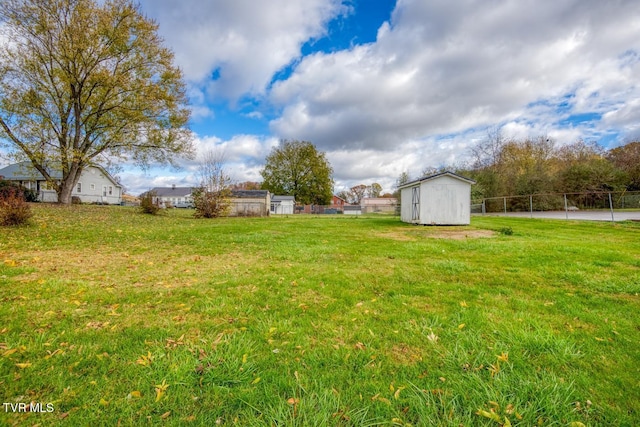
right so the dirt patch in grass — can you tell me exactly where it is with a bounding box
[424,229,496,240]
[389,343,424,365]
[379,228,495,241]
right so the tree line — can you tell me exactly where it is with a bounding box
[394,133,640,203]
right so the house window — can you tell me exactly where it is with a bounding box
[108,186,113,195]
[90,184,95,190]
[76,182,82,193]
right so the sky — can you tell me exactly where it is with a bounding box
[5,0,640,196]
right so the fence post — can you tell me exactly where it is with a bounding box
[504,197,507,214]
[564,194,568,220]
[609,193,614,222]
[530,195,533,218]
[482,200,486,215]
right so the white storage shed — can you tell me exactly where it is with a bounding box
[398,172,475,225]
[270,195,295,214]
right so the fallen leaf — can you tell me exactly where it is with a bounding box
[155,380,169,402]
[161,411,171,419]
[497,352,509,362]
[476,409,502,423]
[15,362,31,369]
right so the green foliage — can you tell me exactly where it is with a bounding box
[261,139,334,205]
[139,191,160,215]
[0,0,193,204]
[498,226,513,235]
[0,185,32,225]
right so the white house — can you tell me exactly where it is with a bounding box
[0,161,122,204]
[147,186,194,207]
[398,171,475,225]
[270,195,295,214]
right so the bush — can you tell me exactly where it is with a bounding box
[0,179,38,202]
[140,191,161,215]
[0,186,33,226]
[193,187,231,218]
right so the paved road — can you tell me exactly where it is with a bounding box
[474,210,640,222]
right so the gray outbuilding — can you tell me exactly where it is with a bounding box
[398,171,475,225]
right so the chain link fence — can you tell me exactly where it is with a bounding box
[472,191,640,221]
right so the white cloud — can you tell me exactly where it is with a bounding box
[269,0,640,157]
[140,0,349,102]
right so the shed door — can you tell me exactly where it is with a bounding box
[411,186,420,221]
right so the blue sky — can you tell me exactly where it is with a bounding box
[3,0,640,195]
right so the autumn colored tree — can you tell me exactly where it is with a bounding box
[260,140,334,205]
[0,0,193,204]
[607,141,640,190]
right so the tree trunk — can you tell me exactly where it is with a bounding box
[56,164,82,204]
[57,179,76,204]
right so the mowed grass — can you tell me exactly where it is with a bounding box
[1,205,639,426]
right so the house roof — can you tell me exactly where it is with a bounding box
[0,161,121,187]
[362,197,397,205]
[344,205,362,211]
[398,171,476,189]
[231,190,269,198]
[272,195,295,202]
[0,161,60,180]
[149,187,194,197]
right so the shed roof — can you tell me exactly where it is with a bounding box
[272,195,295,202]
[231,190,269,198]
[398,171,475,189]
[344,205,362,211]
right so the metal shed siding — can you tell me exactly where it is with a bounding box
[399,173,473,225]
[420,175,471,225]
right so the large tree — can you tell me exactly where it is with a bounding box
[260,139,333,205]
[0,0,193,204]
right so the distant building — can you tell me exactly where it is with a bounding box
[343,205,362,215]
[0,161,122,204]
[230,190,271,217]
[146,186,194,207]
[361,197,397,214]
[271,195,295,214]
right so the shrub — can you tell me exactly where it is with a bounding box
[193,187,231,218]
[0,179,37,202]
[498,227,514,236]
[0,186,33,226]
[140,191,161,215]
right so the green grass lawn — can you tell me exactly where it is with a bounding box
[1,205,638,426]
